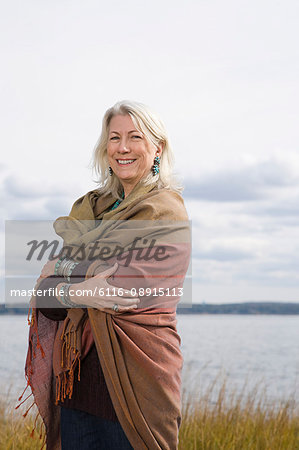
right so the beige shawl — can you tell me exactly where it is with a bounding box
[23,183,191,450]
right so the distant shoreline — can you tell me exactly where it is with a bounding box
[1,302,299,315]
[178,302,299,314]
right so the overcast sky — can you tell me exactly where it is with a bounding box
[1,0,298,303]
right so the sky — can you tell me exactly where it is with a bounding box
[1,0,299,303]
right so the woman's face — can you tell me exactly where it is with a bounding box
[107,114,161,197]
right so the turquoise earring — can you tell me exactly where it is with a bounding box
[152,156,160,176]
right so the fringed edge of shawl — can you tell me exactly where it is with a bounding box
[55,321,81,405]
[15,307,46,447]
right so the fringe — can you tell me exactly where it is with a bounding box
[17,381,31,403]
[16,307,46,447]
[32,309,45,358]
[30,411,40,437]
[22,401,36,418]
[55,351,81,404]
[15,391,32,409]
[55,324,82,405]
[18,308,83,446]
[28,408,46,447]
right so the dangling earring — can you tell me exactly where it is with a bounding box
[108,166,113,176]
[152,156,160,176]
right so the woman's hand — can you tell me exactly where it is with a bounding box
[60,263,140,313]
[40,257,60,278]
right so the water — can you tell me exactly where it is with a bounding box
[177,314,299,404]
[0,314,298,405]
[0,315,29,400]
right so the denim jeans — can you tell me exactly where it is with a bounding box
[60,407,134,450]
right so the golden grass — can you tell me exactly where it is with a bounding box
[0,395,42,450]
[179,372,299,450]
[0,373,298,450]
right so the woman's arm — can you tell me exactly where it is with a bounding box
[58,263,140,313]
[37,260,92,320]
[36,255,138,316]
[65,241,189,311]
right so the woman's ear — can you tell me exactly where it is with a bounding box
[156,141,164,157]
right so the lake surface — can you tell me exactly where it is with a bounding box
[0,314,298,405]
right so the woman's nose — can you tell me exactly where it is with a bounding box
[119,140,129,152]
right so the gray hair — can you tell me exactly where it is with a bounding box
[91,100,182,198]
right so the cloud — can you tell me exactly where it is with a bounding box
[184,158,298,202]
[3,176,62,199]
[0,172,82,221]
[250,198,299,218]
[233,260,299,287]
[193,245,254,262]
[185,158,299,298]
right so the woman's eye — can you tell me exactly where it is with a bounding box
[132,135,142,139]
[110,136,119,141]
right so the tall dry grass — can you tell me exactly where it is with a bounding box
[0,373,298,449]
[179,372,299,449]
[0,394,42,450]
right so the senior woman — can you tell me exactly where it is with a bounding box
[21,100,191,450]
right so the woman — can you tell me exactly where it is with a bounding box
[21,100,191,450]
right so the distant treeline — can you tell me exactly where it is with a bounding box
[0,304,29,314]
[1,302,299,315]
[178,302,299,314]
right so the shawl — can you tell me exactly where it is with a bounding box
[21,182,191,450]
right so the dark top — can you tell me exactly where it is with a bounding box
[37,262,118,421]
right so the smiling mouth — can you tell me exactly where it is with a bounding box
[116,159,136,165]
